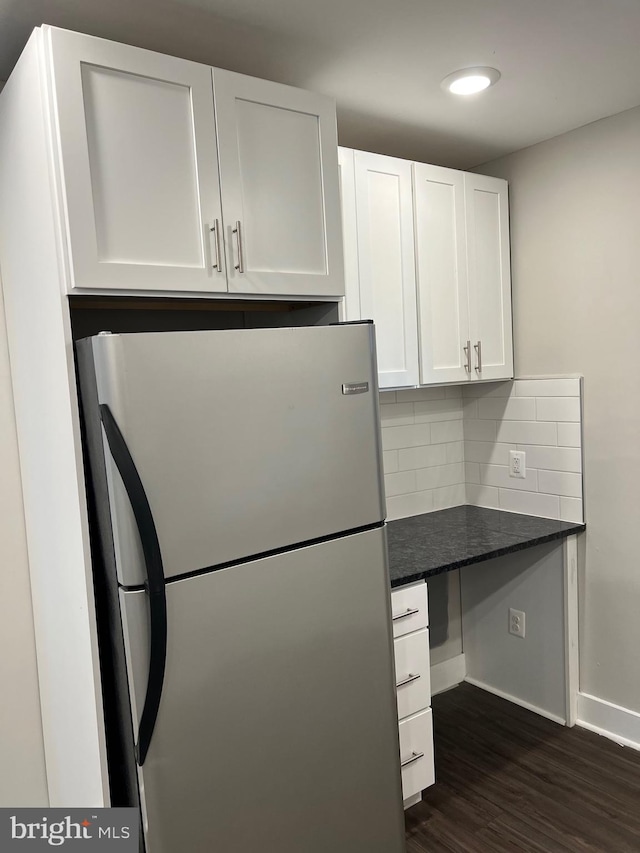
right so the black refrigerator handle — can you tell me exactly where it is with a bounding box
[100,404,167,767]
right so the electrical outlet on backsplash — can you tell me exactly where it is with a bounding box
[379,377,584,524]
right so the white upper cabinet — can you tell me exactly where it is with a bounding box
[46,28,225,293]
[212,69,343,298]
[465,174,513,380]
[44,27,343,298]
[338,148,419,389]
[339,147,513,388]
[413,164,470,385]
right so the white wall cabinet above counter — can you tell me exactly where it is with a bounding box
[46,26,344,299]
[339,147,513,389]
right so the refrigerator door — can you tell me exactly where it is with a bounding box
[119,527,404,853]
[80,325,385,586]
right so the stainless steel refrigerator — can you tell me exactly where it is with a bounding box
[76,323,405,853]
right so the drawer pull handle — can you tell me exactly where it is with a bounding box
[392,607,420,622]
[401,751,425,769]
[396,673,421,688]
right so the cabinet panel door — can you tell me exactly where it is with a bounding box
[338,147,361,321]
[465,174,514,380]
[46,28,225,292]
[354,152,419,388]
[213,69,344,297]
[394,629,431,720]
[398,709,435,800]
[413,164,470,385]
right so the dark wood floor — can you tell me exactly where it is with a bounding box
[405,684,640,852]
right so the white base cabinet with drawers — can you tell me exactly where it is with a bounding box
[391,581,435,807]
[338,146,513,389]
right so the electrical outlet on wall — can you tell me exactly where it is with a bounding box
[509,608,526,638]
[509,450,526,479]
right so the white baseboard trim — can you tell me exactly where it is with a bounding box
[430,653,466,696]
[464,676,566,725]
[577,692,640,751]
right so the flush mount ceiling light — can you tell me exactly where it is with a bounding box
[441,67,501,95]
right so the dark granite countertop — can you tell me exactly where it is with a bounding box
[387,505,585,588]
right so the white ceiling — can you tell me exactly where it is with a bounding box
[2,0,640,167]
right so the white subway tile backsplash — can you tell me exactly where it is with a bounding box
[433,484,466,510]
[381,376,583,524]
[464,441,515,466]
[416,463,464,491]
[382,423,431,451]
[516,445,581,473]
[445,386,463,398]
[398,444,447,471]
[464,418,498,442]
[478,396,536,421]
[463,399,479,419]
[382,450,399,474]
[396,387,446,403]
[536,397,581,422]
[480,463,539,492]
[497,489,560,519]
[538,470,582,498]
[557,423,582,447]
[379,402,415,427]
[386,490,434,520]
[466,484,500,508]
[464,462,480,484]
[515,378,580,397]
[380,394,466,518]
[385,470,417,497]
[560,497,584,523]
[446,442,464,463]
[414,399,464,422]
[461,381,513,398]
[497,420,557,446]
[431,419,464,444]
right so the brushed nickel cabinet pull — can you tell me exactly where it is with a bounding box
[233,220,244,273]
[396,673,421,688]
[392,607,420,622]
[401,751,425,769]
[474,340,482,372]
[210,219,222,271]
[463,340,472,373]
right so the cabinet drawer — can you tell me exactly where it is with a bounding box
[394,629,431,720]
[398,708,435,801]
[390,582,428,638]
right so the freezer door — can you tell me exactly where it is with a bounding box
[119,527,405,853]
[82,324,385,586]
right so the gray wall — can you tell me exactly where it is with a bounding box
[461,543,567,721]
[478,105,640,714]
[0,283,48,805]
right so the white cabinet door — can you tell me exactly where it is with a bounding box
[213,69,344,298]
[337,147,361,321]
[354,152,419,388]
[394,629,431,720]
[413,163,470,385]
[465,174,514,381]
[46,27,225,293]
[398,709,435,801]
